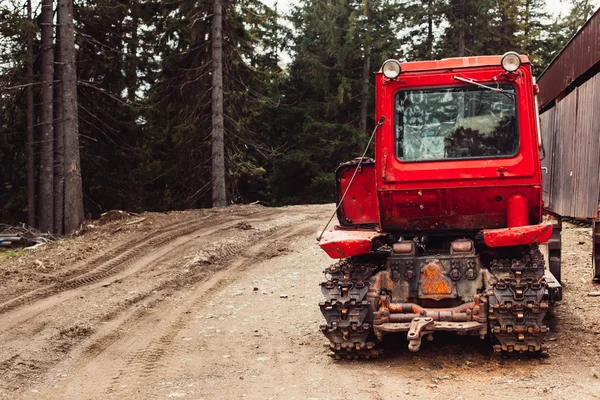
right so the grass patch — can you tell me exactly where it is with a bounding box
[0,248,28,262]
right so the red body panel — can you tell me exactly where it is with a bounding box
[396,55,531,73]
[375,60,543,232]
[482,223,552,247]
[378,187,541,232]
[336,160,379,227]
[319,229,382,258]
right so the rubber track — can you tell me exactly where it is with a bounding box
[319,259,381,359]
[487,245,549,353]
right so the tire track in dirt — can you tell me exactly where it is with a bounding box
[0,205,277,307]
[112,228,312,394]
[0,209,294,396]
[41,220,320,400]
[0,219,204,316]
[0,207,329,400]
[0,207,283,319]
[0,217,195,307]
[0,214,191,304]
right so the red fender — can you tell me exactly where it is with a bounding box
[482,223,552,247]
[319,229,382,258]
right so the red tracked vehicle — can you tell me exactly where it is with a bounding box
[318,53,562,358]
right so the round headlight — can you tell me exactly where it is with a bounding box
[501,51,521,72]
[382,59,401,79]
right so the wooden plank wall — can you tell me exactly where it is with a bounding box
[576,73,600,218]
[540,107,556,208]
[540,73,600,218]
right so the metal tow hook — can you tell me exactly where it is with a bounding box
[407,317,434,352]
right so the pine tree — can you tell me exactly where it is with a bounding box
[269,0,401,204]
[26,0,35,227]
[211,0,226,207]
[520,0,549,73]
[143,0,285,209]
[437,0,496,57]
[54,2,64,234]
[38,0,55,233]
[401,0,443,60]
[59,0,85,234]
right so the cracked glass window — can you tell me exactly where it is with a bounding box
[395,85,518,161]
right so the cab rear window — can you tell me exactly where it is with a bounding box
[395,85,518,161]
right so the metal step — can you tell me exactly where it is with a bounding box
[544,269,562,303]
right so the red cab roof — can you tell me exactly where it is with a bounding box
[378,55,531,73]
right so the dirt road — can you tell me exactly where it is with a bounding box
[1,204,600,400]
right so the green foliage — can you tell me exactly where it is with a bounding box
[0,0,593,222]
[400,0,444,60]
[260,0,402,204]
[0,4,32,224]
[143,0,286,209]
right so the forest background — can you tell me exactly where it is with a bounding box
[0,0,597,232]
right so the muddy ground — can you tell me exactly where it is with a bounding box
[0,204,599,400]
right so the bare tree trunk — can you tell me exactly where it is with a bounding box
[359,0,371,137]
[426,0,434,59]
[38,0,54,233]
[53,6,64,234]
[26,0,36,228]
[456,0,466,57]
[59,0,84,234]
[127,0,138,104]
[211,0,226,207]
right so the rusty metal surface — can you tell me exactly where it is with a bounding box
[540,73,600,218]
[407,317,435,351]
[537,8,600,108]
[373,295,488,352]
[319,240,554,355]
[319,258,382,359]
[487,246,549,352]
[375,320,483,333]
[419,260,456,300]
[451,239,473,253]
[482,223,552,247]
[392,241,414,254]
[375,249,483,305]
[377,300,481,323]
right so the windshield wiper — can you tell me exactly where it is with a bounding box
[453,76,515,99]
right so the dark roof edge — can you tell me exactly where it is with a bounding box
[537,6,600,81]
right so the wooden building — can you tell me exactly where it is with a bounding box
[537,7,600,280]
